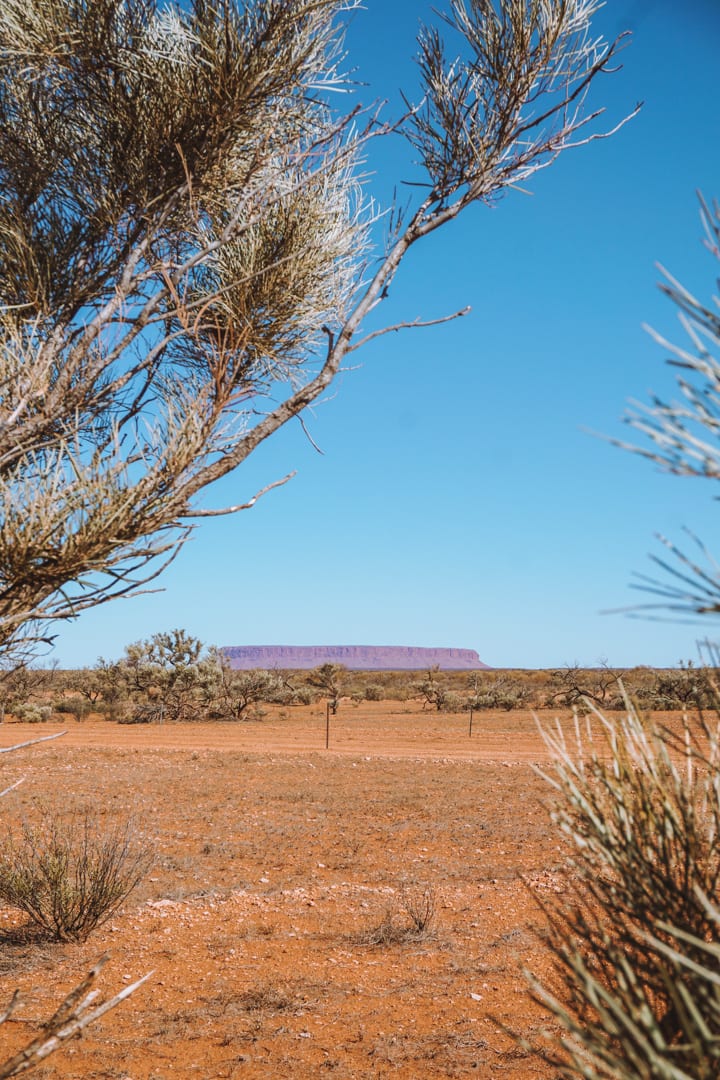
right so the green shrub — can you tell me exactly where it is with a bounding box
[13,704,52,723]
[269,685,315,706]
[364,684,384,701]
[438,691,465,712]
[470,675,530,711]
[634,663,716,711]
[53,697,90,721]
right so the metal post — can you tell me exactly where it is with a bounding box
[325,701,330,749]
[469,707,473,738]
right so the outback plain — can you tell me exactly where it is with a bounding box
[0,696,691,1079]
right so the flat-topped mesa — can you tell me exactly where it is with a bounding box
[222,645,490,671]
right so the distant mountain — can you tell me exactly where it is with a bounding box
[222,645,490,671]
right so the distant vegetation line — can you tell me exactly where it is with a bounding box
[0,632,711,723]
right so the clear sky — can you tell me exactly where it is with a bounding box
[52,0,720,671]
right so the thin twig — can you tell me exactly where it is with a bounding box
[188,473,296,518]
[347,306,471,354]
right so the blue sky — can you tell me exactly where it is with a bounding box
[53,1,720,670]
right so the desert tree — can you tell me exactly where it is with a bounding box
[307,662,346,713]
[545,660,624,710]
[100,628,216,720]
[419,665,449,711]
[0,0,636,658]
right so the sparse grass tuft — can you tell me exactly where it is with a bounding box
[236,983,295,1014]
[356,885,437,946]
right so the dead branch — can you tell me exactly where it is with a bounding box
[0,732,66,755]
[0,957,152,1078]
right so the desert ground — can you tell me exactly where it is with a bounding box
[0,703,626,1078]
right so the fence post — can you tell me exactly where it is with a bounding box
[468,707,473,738]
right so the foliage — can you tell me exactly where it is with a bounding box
[63,667,107,707]
[307,663,346,714]
[0,0,632,659]
[417,667,465,711]
[525,190,720,1077]
[529,699,720,1078]
[97,629,218,721]
[544,662,624,712]
[205,653,284,720]
[0,809,152,943]
[86,635,300,720]
[362,683,385,702]
[0,663,54,719]
[469,672,531,711]
[271,683,316,707]
[53,696,90,721]
[419,666,449,711]
[11,659,715,720]
[0,727,149,1080]
[635,662,717,712]
[12,704,52,724]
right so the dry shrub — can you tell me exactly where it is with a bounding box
[0,810,152,942]
[357,885,437,946]
[237,984,295,1014]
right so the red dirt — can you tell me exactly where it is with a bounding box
[0,704,612,1078]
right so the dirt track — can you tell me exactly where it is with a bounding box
[5,704,556,760]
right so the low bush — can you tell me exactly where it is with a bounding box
[356,885,437,946]
[13,704,52,724]
[438,691,466,712]
[53,697,90,721]
[264,683,316,707]
[634,664,716,711]
[118,704,161,724]
[470,674,531,711]
[363,684,384,701]
[0,810,153,942]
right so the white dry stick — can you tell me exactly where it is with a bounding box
[0,957,153,1079]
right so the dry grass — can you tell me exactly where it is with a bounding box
[355,885,438,947]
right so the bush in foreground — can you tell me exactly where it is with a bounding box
[0,810,152,942]
[528,698,720,1078]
